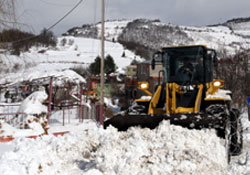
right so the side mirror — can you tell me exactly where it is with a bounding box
[208,49,218,68]
[213,55,218,68]
[152,51,162,70]
[151,58,155,70]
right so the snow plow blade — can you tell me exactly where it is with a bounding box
[104,113,226,135]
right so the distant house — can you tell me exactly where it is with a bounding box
[126,65,137,77]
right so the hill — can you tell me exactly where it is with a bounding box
[64,18,250,59]
[0,37,143,86]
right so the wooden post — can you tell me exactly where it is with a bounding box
[48,77,53,124]
[63,109,65,126]
[68,86,70,124]
[248,96,250,121]
[79,84,83,122]
[99,0,105,125]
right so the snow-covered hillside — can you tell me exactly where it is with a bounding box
[65,18,250,58]
[0,36,142,86]
[219,17,250,37]
[65,20,132,42]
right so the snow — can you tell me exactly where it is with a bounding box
[20,69,86,86]
[178,24,250,54]
[0,19,250,175]
[140,96,152,100]
[1,88,248,174]
[18,90,48,115]
[0,37,143,86]
[0,90,48,137]
[96,20,132,41]
[228,112,250,175]
[0,90,249,175]
[0,121,228,175]
[206,89,232,101]
[0,90,236,175]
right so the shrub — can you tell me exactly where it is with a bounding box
[0,28,57,55]
[90,55,116,75]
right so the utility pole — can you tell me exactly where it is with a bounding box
[99,0,105,125]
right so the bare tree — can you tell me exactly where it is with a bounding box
[0,0,16,28]
[217,50,250,110]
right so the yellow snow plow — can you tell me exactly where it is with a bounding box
[104,45,242,161]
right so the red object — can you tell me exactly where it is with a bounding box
[0,131,70,143]
[0,137,14,142]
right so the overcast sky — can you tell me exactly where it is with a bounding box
[17,0,250,35]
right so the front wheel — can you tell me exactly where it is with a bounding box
[225,117,231,163]
[230,109,243,156]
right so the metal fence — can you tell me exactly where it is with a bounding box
[0,103,100,129]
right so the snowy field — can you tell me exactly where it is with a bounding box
[0,36,142,86]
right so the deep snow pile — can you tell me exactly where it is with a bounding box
[18,90,48,115]
[0,121,227,175]
[0,90,48,137]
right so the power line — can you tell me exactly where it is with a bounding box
[38,0,75,7]
[5,0,85,44]
[47,0,84,31]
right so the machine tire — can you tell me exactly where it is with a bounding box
[225,118,231,163]
[230,109,243,156]
[127,102,147,115]
[205,104,231,163]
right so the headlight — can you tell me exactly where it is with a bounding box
[141,83,148,89]
[213,80,224,88]
[138,82,149,90]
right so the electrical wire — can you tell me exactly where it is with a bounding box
[5,0,85,44]
[38,0,75,7]
[91,0,98,59]
[47,0,84,31]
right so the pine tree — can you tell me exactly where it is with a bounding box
[90,56,101,75]
[104,54,116,75]
[89,55,116,75]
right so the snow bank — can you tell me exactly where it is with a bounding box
[0,90,48,137]
[96,121,227,175]
[18,90,48,115]
[8,69,86,87]
[0,121,227,175]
